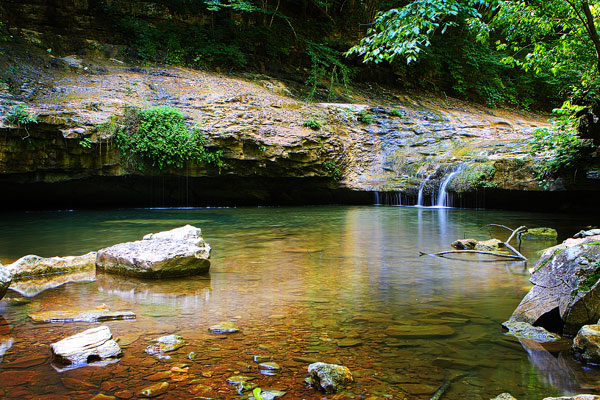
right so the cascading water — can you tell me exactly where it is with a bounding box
[417,171,436,206]
[435,165,464,207]
[374,191,403,206]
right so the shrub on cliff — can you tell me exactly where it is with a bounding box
[115,106,222,171]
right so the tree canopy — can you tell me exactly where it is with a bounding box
[348,0,600,102]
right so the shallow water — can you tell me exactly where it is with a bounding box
[0,206,599,399]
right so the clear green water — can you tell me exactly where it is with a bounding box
[0,206,598,399]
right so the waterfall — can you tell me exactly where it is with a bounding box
[417,171,436,207]
[436,167,461,207]
[374,191,403,206]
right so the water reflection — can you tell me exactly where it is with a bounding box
[96,273,212,308]
[0,206,597,399]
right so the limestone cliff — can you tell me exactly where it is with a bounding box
[1,46,598,209]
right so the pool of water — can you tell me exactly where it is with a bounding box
[0,206,599,399]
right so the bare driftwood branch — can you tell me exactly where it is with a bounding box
[420,225,529,262]
[419,250,524,260]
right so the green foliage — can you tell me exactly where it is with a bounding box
[347,0,491,64]
[115,106,223,171]
[322,160,342,180]
[357,110,372,124]
[305,41,354,100]
[303,118,322,130]
[79,138,93,149]
[572,257,600,297]
[389,109,403,117]
[529,102,587,186]
[454,163,496,192]
[5,105,37,125]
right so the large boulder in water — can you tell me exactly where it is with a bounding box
[50,325,122,367]
[0,262,10,300]
[508,235,600,336]
[96,225,211,278]
[572,324,600,364]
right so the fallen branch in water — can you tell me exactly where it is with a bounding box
[429,379,451,400]
[420,225,528,262]
[419,250,524,260]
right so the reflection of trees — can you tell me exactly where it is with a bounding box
[519,338,579,395]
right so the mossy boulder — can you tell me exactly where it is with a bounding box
[307,362,353,393]
[521,228,558,241]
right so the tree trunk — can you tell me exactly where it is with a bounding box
[581,1,600,77]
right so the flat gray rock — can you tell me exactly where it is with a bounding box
[96,225,210,278]
[50,325,122,367]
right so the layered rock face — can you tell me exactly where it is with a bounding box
[2,35,599,208]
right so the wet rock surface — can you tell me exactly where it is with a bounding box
[522,228,558,241]
[502,321,561,343]
[451,238,478,250]
[0,262,11,300]
[509,235,600,336]
[96,225,210,278]
[29,309,135,323]
[572,324,600,364]
[5,252,96,280]
[209,321,240,333]
[307,362,353,393]
[145,335,185,356]
[50,326,122,367]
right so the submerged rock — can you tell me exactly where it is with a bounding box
[0,262,11,301]
[29,309,135,323]
[543,396,600,400]
[145,335,185,355]
[209,321,240,333]
[139,381,170,398]
[384,325,455,338]
[96,225,210,278]
[501,321,561,343]
[5,252,96,280]
[572,324,600,364]
[307,362,353,393]
[509,235,600,336]
[50,325,122,367]
[521,228,557,241]
[451,238,478,250]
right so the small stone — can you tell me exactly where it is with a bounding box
[308,362,353,394]
[235,381,258,394]
[451,238,477,250]
[249,390,287,400]
[114,390,134,399]
[226,375,255,385]
[188,352,196,360]
[293,356,318,363]
[90,395,115,400]
[139,382,170,398]
[492,394,518,400]
[145,335,185,355]
[253,355,271,362]
[208,321,239,333]
[258,361,281,371]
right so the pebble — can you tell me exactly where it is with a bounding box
[139,382,170,398]
[208,322,240,333]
